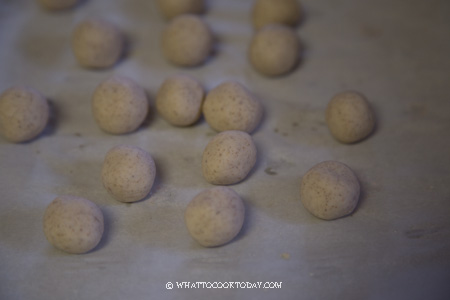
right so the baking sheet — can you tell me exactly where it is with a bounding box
[1,0,450,299]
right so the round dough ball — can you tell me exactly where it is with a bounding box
[102,145,156,203]
[156,74,204,126]
[72,18,124,69]
[157,0,205,20]
[162,14,213,67]
[185,187,245,247]
[202,130,257,185]
[43,195,104,254]
[38,0,78,10]
[203,81,263,133]
[300,161,360,220]
[0,86,49,143]
[252,0,302,30]
[326,91,375,143]
[249,24,301,76]
[92,75,148,134]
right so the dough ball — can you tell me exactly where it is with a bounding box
[157,0,205,20]
[202,130,257,185]
[92,75,148,134]
[102,145,156,203]
[326,91,375,143]
[185,186,245,247]
[162,14,213,67]
[203,81,263,133]
[43,195,104,254]
[156,74,204,126]
[38,0,78,10]
[252,0,302,30]
[300,161,360,220]
[249,24,301,76]
[0,86,49,143]
[72,18,124,69]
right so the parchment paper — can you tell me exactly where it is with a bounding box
[1,0,450,299]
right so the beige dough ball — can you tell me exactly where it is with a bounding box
[43,195,104,254]
[162,14,213,67]
[0,86,49,143]
[157,0,205,20]
[249,24,301,76]
[300,161,360,220]
[202,130,257,185]
[203,81,263,133]
[102,145,156,203]
[326,91,375,143]
[92,75,148,134]
[72,18,124,69]
[252,0,302,30]
[38,0,78,10]
[185,187,245,247]
[156,74,204,126]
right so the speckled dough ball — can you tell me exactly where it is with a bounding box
[162,15,213,67]
[102,145,156,203]
[156,74,204,126]
[203,81,263,133]
[252,0,302,29]
[326,91,375,143]
[43,195,104,254]
[249,24,301,76]
[300,161,360,220]
[0,86,49,143]
[92,75,148,134]
[185,187,245,247]
[202,130,257,185]
[157,0,205,20]
[72,18,124,69]
[38,0,78,10]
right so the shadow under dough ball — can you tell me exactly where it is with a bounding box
[202,130,257,185]
[249,24,301,77]
[252,0,303,30]
[72,18,124,69]
[92,75,148,134]
[162,14,213,67]
[185,186,245,247]
[0,86,49,143]
[157,0,205,20]
[43,195,104,254]
[300,161,360,220]
[326,91,375,143]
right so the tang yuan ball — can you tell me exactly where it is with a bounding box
[162,15,213,67]
[156,74,204,126]
[38,0,78,10]
[185,187,245,247]
[0,86,49,143]
[326,91,375,143]
[157,0,205,20]
[102,145,156,203]
[72,18,124,69]
[249,24,301,76]
[43,195,104,254]
[252,0,302,30]
[92,75,148,134]
[203,81,263,133]
[300,161,360,220]
[202,130,257,185]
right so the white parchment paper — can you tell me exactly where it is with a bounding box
[1,0,449,299]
